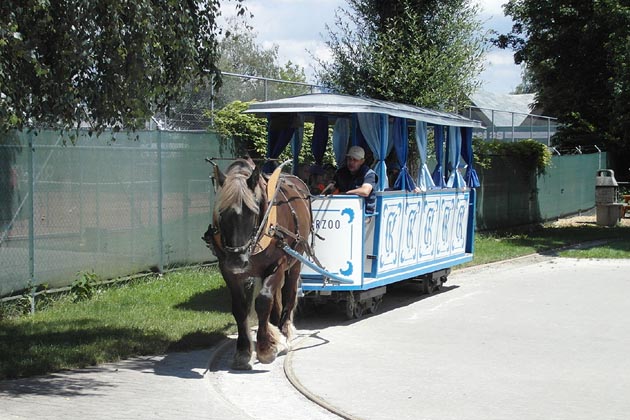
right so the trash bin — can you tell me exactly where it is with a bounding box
[595,169,621,226]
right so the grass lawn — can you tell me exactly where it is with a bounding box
[1,223,629,380]
[0,268,234,379]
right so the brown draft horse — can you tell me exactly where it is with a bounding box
[203,159,312,370]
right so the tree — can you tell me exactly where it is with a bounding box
[0,0,246,134]
[315,0,486,111]
[208,100,321,166]
[213,17,311,109]
[208,17,319,165]
[512,65,535,94]
[495,0,630,175]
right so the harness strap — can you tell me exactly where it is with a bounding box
[251,164,285,254]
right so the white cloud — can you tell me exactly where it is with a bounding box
[478,50,522,93]
[221,0,522,93]
[486,49,517,67]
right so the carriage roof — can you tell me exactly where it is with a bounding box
[244,93,484,129]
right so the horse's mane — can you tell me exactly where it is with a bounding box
[215,161,262,215]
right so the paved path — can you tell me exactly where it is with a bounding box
[2,255,630,419]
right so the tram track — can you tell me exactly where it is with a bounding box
[284,334,360,420]
[207,334,346,420]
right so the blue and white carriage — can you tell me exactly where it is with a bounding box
[246,94,483,318]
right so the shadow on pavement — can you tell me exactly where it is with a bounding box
[295,283,459,331]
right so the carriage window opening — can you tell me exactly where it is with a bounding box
[415,121,436,192]
[446,126,465,188]
[431,125,447,188]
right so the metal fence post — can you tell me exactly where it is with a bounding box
[27,130,35,314]
[210,74,215,127]
[157,129,164,273]
[264,79,268,101]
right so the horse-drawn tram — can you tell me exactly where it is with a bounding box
[205,93,483,368]
[243,93,484,319]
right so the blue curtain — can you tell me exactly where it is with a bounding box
[415,121,435,191]
[446,126,465,188]
[311,116,328,166]
[392,118,416,191]
[461,127,480,188]
[263,115,296,173]
[431,125,446,187]
[357,113,387,189]
[332,118,350,168]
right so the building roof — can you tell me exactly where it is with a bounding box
[468,91,537,127]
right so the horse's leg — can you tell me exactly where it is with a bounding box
[269,280,283,327]
[226,273,255,370]
[255,256,288,364]
[278,261,301,340]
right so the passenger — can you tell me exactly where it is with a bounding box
[323,163,336,184]
[308,165,326,195]
[330,146,377,214]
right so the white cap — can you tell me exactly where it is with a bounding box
[347,146,365,160]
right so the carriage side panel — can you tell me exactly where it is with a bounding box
[374,190,471,282]
[301,196,364,287]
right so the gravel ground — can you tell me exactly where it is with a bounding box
[546,207,630,228]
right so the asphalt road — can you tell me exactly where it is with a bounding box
[2,254,629,420]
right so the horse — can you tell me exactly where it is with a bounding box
[203,158,312,370]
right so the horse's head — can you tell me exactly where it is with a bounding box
[212,159,265,271]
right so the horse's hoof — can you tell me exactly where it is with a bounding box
[256,352,276,364]
[231,352,253,370]
[256,346,277,364]
[231,360,253,370]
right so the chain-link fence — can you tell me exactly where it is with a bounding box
[0,73,328,300]
[0,72,573,300]
[464,106,558,144]
[153,73,327,131]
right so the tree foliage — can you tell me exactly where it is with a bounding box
[474,137,552,175]
[315,0,486,110]
[495,0,630,173]
[208,100,320,166]
[212,17,311,110]
[0,0,245,133]
[208,16,317,164]
[208,100,267,158]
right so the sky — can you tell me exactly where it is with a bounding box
[221,0,521,94]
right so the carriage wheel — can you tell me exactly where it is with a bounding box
[345,300,364,319]
[344,293,364,319]
[422,279,434,295]
[344,293,356,319]
[434,276,447,292]
[367,296,382,314]
[353,302,364,319]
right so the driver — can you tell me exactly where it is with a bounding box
[332,146,377,214]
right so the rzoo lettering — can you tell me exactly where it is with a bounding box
[314,219,342,230]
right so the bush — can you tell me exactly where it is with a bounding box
[474,138,552,174]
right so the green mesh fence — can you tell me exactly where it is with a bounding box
[0,129,229,297]
[476,152,605,230]
[0,126,608,296]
